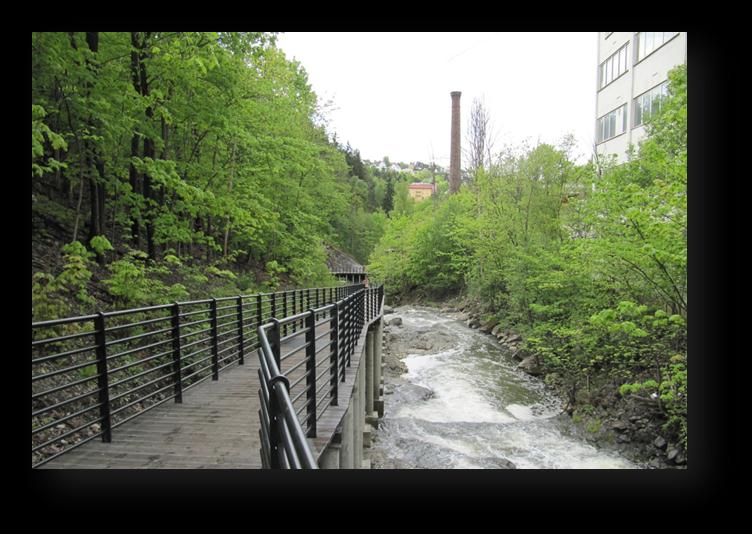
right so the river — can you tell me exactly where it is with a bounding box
[368,306,640,469]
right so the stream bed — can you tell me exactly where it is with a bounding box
[368,306,641,469]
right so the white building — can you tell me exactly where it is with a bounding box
[595,32,687,164]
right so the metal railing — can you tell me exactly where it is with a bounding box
[257,284,384,469]
[31,283,364,468]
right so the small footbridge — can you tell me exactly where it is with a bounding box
[32,280,385,469]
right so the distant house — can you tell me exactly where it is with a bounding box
[408,182,435,202]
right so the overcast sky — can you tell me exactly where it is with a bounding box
[276,32,598,166]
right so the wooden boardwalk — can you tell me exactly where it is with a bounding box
[39,316,371,469]
[39,357,263,469]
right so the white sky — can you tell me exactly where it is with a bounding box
[276,32,598,166]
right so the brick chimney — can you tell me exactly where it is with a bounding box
[449,91,461,193]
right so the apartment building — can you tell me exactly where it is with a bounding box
[595,32,687,164]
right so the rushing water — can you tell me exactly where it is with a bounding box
[370,306,639,469]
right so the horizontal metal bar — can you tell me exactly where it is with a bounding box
[284,356,309,378]
[216,342,241,359]
[31,357,100,382]
[315,340,335,357]
[178,308,211,319]
[216,333,241,348]
[109,371,173,403]
[31,328,96,347]
[104,303,172,317]
[106,336,173,362]
[109,359,174,390]
[279,328,309,345]
[32,314,99,328]
[31,415,105,453]
[31,343,98,365]
[109,381,175,416]
[32,373,99,400]
[107,346,173,374]
[180,345,213,363]
[290,384,313,405]
[215,312,237,323]
[179,325,212,340]
[32,429,103,468]
[314,329,332,343]
[31,402,103,436]
[178,317,212,330]
[179,335,211,352]
[179,362,215,385]
[32,387,101,418]
[280,341,310,362]
[315,365,331,383]
[104,325,172,348]
[105,313,172,333]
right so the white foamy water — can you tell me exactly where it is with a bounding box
[372,307,639,469]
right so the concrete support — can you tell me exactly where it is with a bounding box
[319,443,340,469]
[354,356,365,468]
[365,331,374,415]
[374,319,383,402]
[339,400,354,468]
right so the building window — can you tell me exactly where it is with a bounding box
[599,43,629,89]
[597,104,627,143]
[633,81,669,127]
[636,32,679,62]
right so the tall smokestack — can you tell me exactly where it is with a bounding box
[449,91,462,193]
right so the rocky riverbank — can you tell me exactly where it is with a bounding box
[442,299,686,469]
[368,304,647,469]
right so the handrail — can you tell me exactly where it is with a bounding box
[256,284,384,469]
[31,282,365,468]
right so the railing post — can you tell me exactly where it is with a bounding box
[171,302,183,403]
[237,296,244,365]
[347,295,353,367]
[271,292,277,320]
[283,291,288,336]
[304,309,317,437]
[270,318,282,369]
[93,312,112,443]
[210,298,219,380]
[292,290,297,333]
[330,302,339,405]
[257,294,263,329]
[268,381,283,469]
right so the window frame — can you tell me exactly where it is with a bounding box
[632,80,670,128]
[598,42,630,91]
[635,32,680,64]
[596,103,628,144]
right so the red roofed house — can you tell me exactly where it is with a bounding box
[408,182,435,202]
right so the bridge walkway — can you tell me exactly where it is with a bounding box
[39,322,333,469]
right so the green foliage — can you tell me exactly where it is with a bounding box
[32,31,385,308]
[32,241,95,321]
[368,64,688,451]
[89,235,114,257]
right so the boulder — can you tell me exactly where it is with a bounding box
[517,355,542,376]
[666,448,679,462]
[479,320,496,334]
[611,420,630,432]
[383,305,394,315]
[653,436,667,450]
[511,348,529,362]
[507,334,523,344]
[388,316,402,327]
